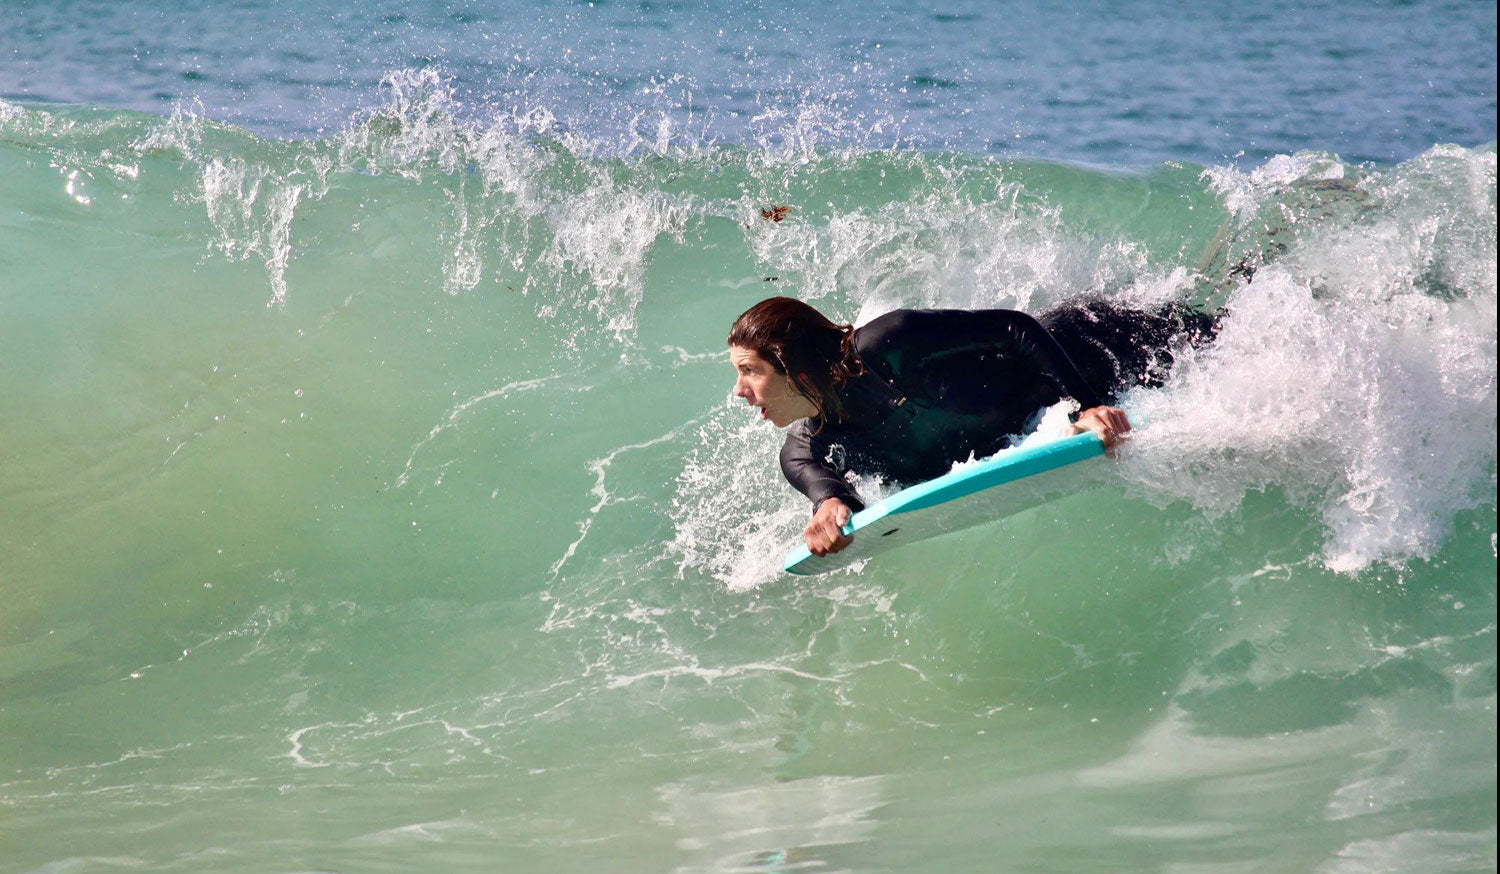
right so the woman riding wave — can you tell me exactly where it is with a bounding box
[727,296,1218,557]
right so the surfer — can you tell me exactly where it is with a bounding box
[728,296,1218,556]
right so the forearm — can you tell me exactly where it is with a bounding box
[779,434,866,513]
[783,460,865,512]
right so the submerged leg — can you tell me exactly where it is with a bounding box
[1041,300,1222,396]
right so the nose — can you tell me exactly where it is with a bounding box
[733,376,751,399]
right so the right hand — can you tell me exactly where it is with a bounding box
[1067,405,1132,452]
[804,498,854,556]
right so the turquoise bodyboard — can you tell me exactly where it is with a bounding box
[783,431,1105,575]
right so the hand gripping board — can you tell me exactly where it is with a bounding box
[783,431,1105,575]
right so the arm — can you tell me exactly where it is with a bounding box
[859,309,1107,410]
[780,426,863,555]
[779,426,866,512]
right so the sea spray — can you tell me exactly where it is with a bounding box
[1126,145,1497,571]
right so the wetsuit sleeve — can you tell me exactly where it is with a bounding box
[859,308,1106,410]
[779,425,867,513]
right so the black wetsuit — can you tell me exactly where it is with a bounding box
[780,303,1217,512]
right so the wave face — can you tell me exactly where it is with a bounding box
[0,94,1495,873]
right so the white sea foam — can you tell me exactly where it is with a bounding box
[1127,148,1497,571]
[670,408,808,591]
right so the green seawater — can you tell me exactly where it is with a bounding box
[1,103,1495,873]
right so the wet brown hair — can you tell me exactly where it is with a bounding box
[727,296,863,422]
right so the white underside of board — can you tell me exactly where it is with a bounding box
[783,430,1105,575]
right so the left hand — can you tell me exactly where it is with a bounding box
[1067,406,1132,452]
[804,498,854,556]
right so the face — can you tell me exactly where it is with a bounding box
[730,345,819,427]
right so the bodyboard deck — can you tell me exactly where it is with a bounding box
[783,431,1105,575]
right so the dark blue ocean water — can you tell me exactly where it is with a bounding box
[2,0,1495,166]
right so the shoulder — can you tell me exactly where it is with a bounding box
[781,416,828,446]
[780,417,831,464]
[856,308,1008,375]
[854,308,1009,350]
[852,309,931,366]
[783,417,817,440]
[853,309,920,352]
